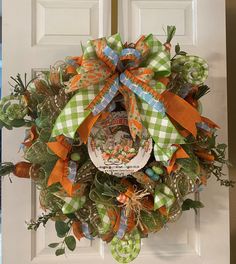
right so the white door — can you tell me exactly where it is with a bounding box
[2,0,229,263]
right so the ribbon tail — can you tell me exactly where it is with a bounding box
[86,74,119,115]
[154,144,178,162]
[119,85,143,139]
[154,184,175,211]
[120,71,165,114]
[161,90,201,137]
[77,112,101,144]
[167,145,190,174]
[52,85,100,139]
[47,159,67,187]
[46,135,71,160]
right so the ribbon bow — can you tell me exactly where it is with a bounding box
[47,135,80,196]
[52,33,206,161]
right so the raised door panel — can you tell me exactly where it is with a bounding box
[118,0,229,264]
[2,0,111,263]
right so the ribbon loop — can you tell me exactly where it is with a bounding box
[154,184,175,211]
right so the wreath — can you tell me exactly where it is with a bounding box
[0,26,232,263]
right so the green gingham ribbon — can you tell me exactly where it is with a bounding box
[83,33,123,59]
[137,80,185,161]
[52,34,204,163]
[154,144,179,162]
[144,34,171,75]
[110,228,141,263]
[52,33,171,141]
[54,192,86,214]
[96,203,111,234]
[154,184,175,211]
[172,55,208,85]
[52,85,100,138]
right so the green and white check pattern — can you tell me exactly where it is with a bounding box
[154,184,175,211]
[147,51,171,76]
[106,33,123,53]
[83,33,123,59]
[145,34,165,53]
[138,99,185,161]
[52,85,100,138]
[83,40,97,59]
[110,229,141,264]
[53,192,86,214]
[154,144,178,162]
[61,196,86,214]
[145,34,171,76]
[96,203,111,235]
[172,55,209,85]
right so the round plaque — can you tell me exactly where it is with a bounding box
[88,111,152,177]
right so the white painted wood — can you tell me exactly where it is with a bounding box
[2,0,111,263]
[119,0,229,263]
[33,0,104,45]
[2,0,229,263]
[119,0,196,45]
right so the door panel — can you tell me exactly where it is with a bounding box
[118,0,229,264]
[2,0,111,263]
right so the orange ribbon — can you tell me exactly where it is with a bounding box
[77,112,110,144]
[47,136,80,196]
[167,145,190,174]
[161,91,201,137]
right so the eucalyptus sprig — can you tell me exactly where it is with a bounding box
[48,220,76,256]
[197,133,234,187]
[26,212,57,231]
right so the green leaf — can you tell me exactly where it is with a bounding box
[0,119,12,130]
[166,25,176,43]
[55,221,70,238]
[55,248,65,256]
[217,143,227,150]
[65,236,76,251]
[175,44,180,54]
[48,243,60,248]
[10,119,26,127]
[182,199,204,214]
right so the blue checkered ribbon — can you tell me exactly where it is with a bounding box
[119,73,165,114]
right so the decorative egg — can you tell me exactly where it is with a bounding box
[151,174,160,181]
[145,168,154,177]
[152,166,164,175]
